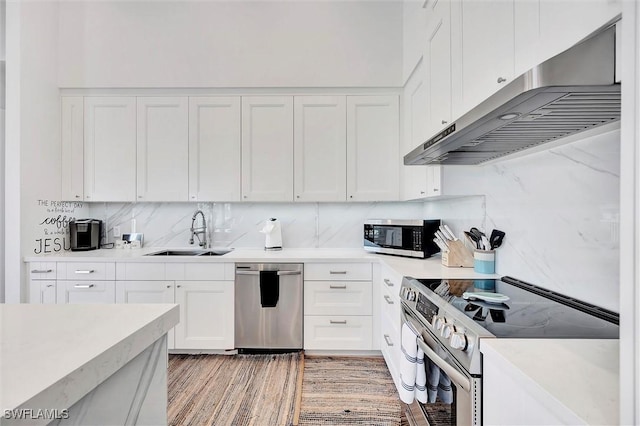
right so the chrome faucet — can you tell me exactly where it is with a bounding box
[189,210,208,248]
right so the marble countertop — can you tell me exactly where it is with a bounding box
[480,339,619,425]
[24,247,499,279]
[0,304,179,412]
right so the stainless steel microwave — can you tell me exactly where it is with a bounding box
[364,219,441,259]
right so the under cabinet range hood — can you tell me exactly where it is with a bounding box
[404,25,620,166]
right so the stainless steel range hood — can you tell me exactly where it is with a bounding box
[404,25,620,166]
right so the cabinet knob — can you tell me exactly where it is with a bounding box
[420,191,426,195]
[75,195,81,199]
[497,77,507,83]
[433,188,439,192]
[191,196,196,200]
[243,195,247,199]
[349,195,353,199]
[177,285,182,288]
[296,195,300,199]
[167,285,171,288]
[441,120,448,125]
[86,195,90,199]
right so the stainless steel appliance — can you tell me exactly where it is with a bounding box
[69,219,102,251]
[399,276,619,425]
[235,263,303,352]
[404,24,620,166]
[364,219,441,259]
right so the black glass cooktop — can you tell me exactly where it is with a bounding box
[415,276,619,339]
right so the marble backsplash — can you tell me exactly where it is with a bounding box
[88,201,445,250]
[442,128,621,311]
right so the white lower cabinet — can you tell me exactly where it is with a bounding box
[57,280,116,304]
[174,281,234,350]
[379,264,403,389]
[30,281,57,304]
[28,262,58,304]
[304,262,374,351]
[116,280,176,349]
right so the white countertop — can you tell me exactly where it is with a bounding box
[24,247,499,279]
[480,339,619,425]
[0,304,179,412]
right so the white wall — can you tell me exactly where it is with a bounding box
[57,1,403,88]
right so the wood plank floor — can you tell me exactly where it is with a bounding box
[167,353,403,426]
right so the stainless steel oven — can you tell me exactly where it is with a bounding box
[399,276,619,426]
[401,306,481,426]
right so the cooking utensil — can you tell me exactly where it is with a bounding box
[489,229,506,249]
[464,231,480,249]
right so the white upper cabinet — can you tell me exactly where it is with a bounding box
[346,95,400,201]
[84,97,137,202]
[294,96,347,202]
[61,96,84,201]
[425,0,452,136]
[241,96,294,202]
[188,97,241,202]
[459,0,514,114]
[516,0,621,76]
[137,97,189,202]
[402,59,429,200]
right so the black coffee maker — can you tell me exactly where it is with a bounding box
[69,219,102,251]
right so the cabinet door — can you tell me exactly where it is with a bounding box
[84,97,137,202]
[241,96,294,201]
[174,281,234,350]
[402,59,429,200]
[57,280,116,304]
[460,0,514,114]
[346,96,400,201]
[426,0,452,136]
[188,97,241,202]
[294,96,347,202]
[29,280,56,304]
[61,97,84,201]
[116,280,175,349]
[426,165,443,197]
[137,97,189,202]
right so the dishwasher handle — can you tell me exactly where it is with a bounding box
[235,270,301,276]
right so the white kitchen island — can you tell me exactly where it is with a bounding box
[0,303,179,426]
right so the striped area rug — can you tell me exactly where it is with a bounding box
[168,353,302,426]
[297,356,402,426]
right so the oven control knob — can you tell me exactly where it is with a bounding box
[449,332,468,351]
[432,316,446,330]
[409,290,417,301]
[441,323,455,339]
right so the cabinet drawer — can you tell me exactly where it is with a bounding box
[304,315,372,350]
[305,263,372,281]
[29,262,57,280]
[304,281,372,316]
[116,263,166,280]
[57,280,116,304]
[165,263,228,281]
[57,262,116,280]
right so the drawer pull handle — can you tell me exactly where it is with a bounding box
[384,334,394,347]
[329,271,347,275]
[74,284,95,289]
[329,284,347,289]
[75,270,95,274]
[383,278,394,287]
[31,269,53,274]
[277,271,302,276]
[384,295,394,305]
[330,320,347,325]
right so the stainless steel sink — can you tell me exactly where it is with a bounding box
[145,249,231,257]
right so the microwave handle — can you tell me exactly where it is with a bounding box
[402,309,471,393]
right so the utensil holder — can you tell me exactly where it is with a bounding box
[474,249,496,274]
[441,240,474,268]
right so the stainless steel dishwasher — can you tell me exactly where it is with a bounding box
[235,263,303,352]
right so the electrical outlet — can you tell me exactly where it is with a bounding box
[113,226,121,239]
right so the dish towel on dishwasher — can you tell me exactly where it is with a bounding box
[426,359,454,404]
[399,322,428,404]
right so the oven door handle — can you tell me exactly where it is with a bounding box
[415,337,471,393]
[402,307,472,393]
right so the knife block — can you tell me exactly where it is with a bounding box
[441,240,474,268]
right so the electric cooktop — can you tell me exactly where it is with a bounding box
[413,276,619,339]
